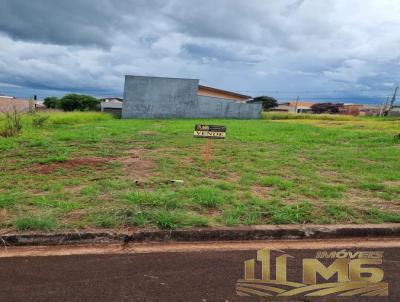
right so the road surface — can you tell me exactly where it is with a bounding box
[1,238,399,302]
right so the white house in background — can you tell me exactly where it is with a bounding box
[270,101,317,113]
[100,97,123,116]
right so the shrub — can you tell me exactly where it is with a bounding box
[0,109,23,137]
[32,115,50,127]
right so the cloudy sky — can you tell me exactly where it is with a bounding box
[0,0,400,103]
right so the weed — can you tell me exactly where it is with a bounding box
[89,210,130,228]
[324,203,358,222]
[244,211,262,225]
[366,208,400,223]
[131,212,149,227]
[271,201,314,224]
[15,215,57,231]
[153,209,180,229]
[359,182,385,191]
[32,115,49,127]
[125,191,180,209]
[189,187,224,208]
[0,193,21,208]
[260,176,293,190]
[0,109,23,137]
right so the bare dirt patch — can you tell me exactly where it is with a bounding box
[251,185,272,199]
[318,170,342,180]
[61,209,87,223]
[181,157,195,165]
[374,201,400,213]
[227,172,241,182]
[118,148,155,182]
[32,158,105,174]
[64,185,85,194]
[138,130,159,136]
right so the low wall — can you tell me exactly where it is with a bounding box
[0,98,34,113]
[122,75,261,119]
[196,96,261,119]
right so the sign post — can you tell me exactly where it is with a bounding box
[193,124,226,164]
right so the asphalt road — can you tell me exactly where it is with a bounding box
[1,238,399,302]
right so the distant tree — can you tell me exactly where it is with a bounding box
[59,94,100,111]
[311,103,342,114]
[248,96,278,111]
[43,97,60,109]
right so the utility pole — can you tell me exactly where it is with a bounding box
[380,97,390,117]
[294,96,299,113]
[385,86,398,116]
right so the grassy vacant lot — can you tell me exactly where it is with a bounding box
[0,112,399,231]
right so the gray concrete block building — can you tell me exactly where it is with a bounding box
[122,75,261,119]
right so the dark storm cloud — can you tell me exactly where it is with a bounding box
[0,0,163,47]
[0,0,399,101]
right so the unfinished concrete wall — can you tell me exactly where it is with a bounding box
[122,75,261,119]
[122,76,199,118]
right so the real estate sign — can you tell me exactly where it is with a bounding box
[193,124,226,139]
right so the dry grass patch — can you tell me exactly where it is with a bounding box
[64,185,85,194]
[251,184,272,199]
[138,130,160,136]
[118,148,156,182]
[384,180,400,187]
[343,189,400,212]
[0,208,7,220]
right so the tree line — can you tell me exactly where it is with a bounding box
[43,94,100,111]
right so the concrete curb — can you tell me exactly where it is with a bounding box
[1,224,400,246]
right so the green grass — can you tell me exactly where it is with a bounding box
[262,112,362,121]
[0,111,399,231]
[270,201,314,224]
[15,215,57,231]
[25,111,114,125]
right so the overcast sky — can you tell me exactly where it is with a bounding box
[0,0,399,103]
